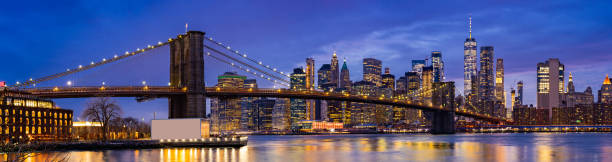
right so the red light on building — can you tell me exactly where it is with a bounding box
[0,81,5,87]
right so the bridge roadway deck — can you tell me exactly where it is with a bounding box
[22,86,507,123]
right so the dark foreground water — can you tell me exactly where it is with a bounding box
[9,133,612,162]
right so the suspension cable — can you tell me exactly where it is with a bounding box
[10,39,173,88]
[206,52,289,87]
[205,45,290,84]
[204,37,290,78]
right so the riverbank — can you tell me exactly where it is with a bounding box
[0,137,247,152]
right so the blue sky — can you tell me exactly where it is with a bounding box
[1,0,611,121]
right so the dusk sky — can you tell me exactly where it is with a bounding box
[1,0,611,121]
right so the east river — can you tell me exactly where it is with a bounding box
[12,133,612,162]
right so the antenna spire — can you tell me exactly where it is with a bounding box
[185,23,189,33]
[469,16,472,39]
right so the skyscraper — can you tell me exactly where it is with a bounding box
[217,72,246,88]
[510,88,516,118]
[464,16,478,97]
[330,51,339,87]
[478,46,495,115]
[363,58,382,87]
[317,64,332,90]
[412,60,426,77]
[241,79,258,131]
[305,58,316,120]
[396,76,407,95]
[495,58,505,106]
[381,67,395,90]
[536,58,564,110]
[253,98,275,131]
[272,98,290,130]
[599,74,612,103]
[290,68,307,129]
[244,79,257,88]
[406,72,420,95]
[340,59,351,90]
[351,80,377,125]
[211,72,245,133]
[517,81,524,105]
[537,58,564,120]
[306,58,315,90]
[290,68,307,90]
[431,51,444,82]
[422,66,434,105]
[565,73,595,107]
[478,46,495,103]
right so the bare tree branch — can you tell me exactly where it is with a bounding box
[81,97,122,141]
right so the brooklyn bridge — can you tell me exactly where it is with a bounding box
[6,31,509,134]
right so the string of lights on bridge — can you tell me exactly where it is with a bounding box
[12,39,173,88]
[12,34,290,89]
[204,36,291,78]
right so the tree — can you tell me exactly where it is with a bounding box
[81,97,122,141]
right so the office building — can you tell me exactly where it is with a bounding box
[363,58,382,87]
[495,59,505,107]
[240,79,258,131]
[244,79,257,88]
[422,66,434,105]
[305,58,316,120]
[317,64,332,90]
[253,98,275,131]
[0,90,73,142]
[509,88,516,119]
[564,73,594,107]
[537,58,565,119]
[412,60,426,77]
[599,75,612,104]
[517,81,524,105]
[431,51,444,82]
[290,68,307,129]
[396,76,407,95]
[306,58,315,90]
[381,67,395,90]
[350,81,377,125]
[340,59,351,90]
[331,51,339,87]
[272,98,290,130]
[478,46,495,103]
[406,72,420,94]
[211,72,245,133]
[464,16,478,97]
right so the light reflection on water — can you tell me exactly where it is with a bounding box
[5,133,612,162]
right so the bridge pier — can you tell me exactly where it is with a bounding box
[169,31,206,118]
[430,111,455,134]
[430,81,456,134]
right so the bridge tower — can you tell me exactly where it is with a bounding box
[169,31,206,118]
[430,81,456,134]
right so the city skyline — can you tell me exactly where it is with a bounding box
[2,0,612,121]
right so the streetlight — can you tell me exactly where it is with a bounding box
[142,81,147,86]
[67,81,72,86]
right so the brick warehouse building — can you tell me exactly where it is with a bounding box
[0,90,72,142]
